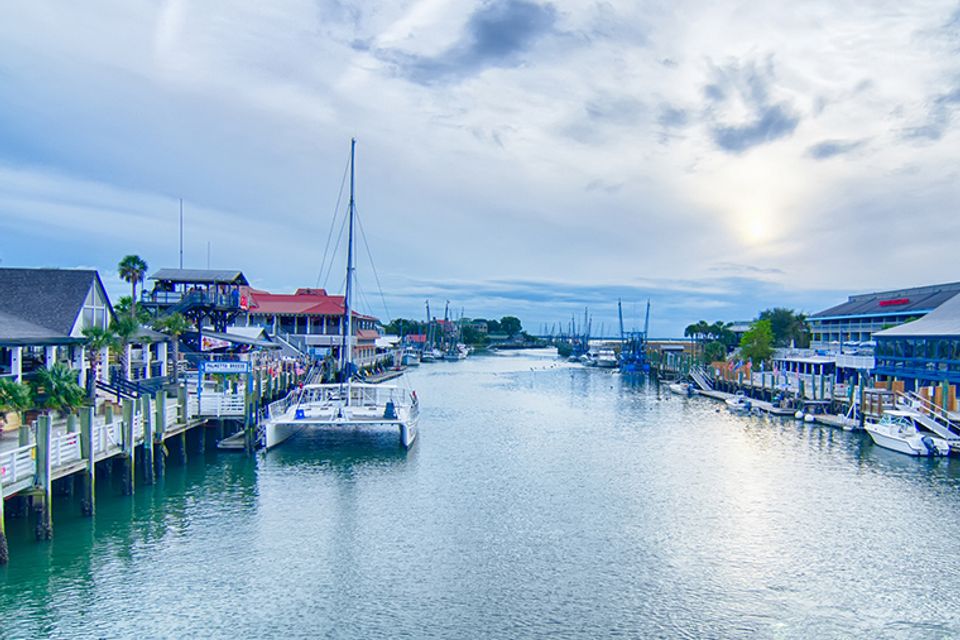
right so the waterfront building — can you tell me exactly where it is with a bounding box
[0,267,171,386]
[807,281,960,350]
[873,292,960,408]
[140,268,250,332]
[240,287,383,368]
[0,268,112,386]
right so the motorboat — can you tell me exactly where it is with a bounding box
[864,410,951,457]
[668,382,692,396]
[725,392,751,413]
[595,349,618,369]
[401,348,420,367]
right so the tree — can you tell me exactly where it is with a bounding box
[486,319,502,334]
[118,255,149,319]
[739,319,774,364]
[111,315,140,381]
[82,325,118,399]
[703,340,728,364]
[113,295,152,324]
[500,316,522,337]
[30,364,86,417]
[153,313,191,382]
[758,308,809,348]
[0,378,33,431]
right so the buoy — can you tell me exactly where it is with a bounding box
[804,414,815,423]
[794,411,804,420]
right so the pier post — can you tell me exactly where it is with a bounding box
[178,430,188,465]
[857,371,866,429]
[178,385,187,424]
[141,395,155,486]
[121,399,135,496]
[155,393,167,480]
[0,493,7,564]
[35,415,53,541]
[79,407,96,516]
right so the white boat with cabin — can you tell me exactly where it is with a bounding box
[864,410,951,457]
[260,138,420,450]
[263,383,419,449]
[725,392,751,413]
[595,349,618,369]
[668,382,692,396]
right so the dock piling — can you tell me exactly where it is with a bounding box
[0,497,7,564]
[141,396,155,486]
[121,399,135,496]
[79,407,96,516]
[35,415,53,541]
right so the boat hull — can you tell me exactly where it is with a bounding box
[265,417,418,450]
[864,425,947,456]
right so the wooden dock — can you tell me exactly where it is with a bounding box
[696,389,795,416]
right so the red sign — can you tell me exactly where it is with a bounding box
[879,298,909,307]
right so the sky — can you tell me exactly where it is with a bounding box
[1,1,958,337]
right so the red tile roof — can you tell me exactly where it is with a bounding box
[242,287,378,322]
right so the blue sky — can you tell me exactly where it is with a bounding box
[1,1,959,336]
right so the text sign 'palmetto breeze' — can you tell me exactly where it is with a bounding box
[200,361,251,375]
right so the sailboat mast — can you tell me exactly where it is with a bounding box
[341,138,357,401]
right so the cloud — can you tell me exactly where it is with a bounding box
[709,262,784,275]
[380,0,558,85]
[702,58,800,153]
[657,104,688,129]
[901,83,960,141]
[806,139,866,160]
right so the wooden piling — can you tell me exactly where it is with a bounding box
[141,395,155,486]
[35,415,53,541]
[154,393,167,480]
[0,490,8,564]
[121,399,135,496]
[79,407,96,516]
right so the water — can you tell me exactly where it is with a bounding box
[4,349,960,638]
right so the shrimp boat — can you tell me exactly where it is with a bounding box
[261,139,420,450]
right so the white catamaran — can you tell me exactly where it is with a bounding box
[261,139,420,450]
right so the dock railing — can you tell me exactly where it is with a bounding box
[50,431,82,468]
[187,391,245,418]
[1,444,37,495]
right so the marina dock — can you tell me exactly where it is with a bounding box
[694,389,796,416]
[0,362,310,563]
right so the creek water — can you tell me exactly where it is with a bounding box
[3,349,960,638]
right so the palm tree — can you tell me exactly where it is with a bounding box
[111,315,140,382]
[81,325,118,399]
[153,313,191,382]
[30,364,86,417]
[118,255,148,319]
[0,378,33,433]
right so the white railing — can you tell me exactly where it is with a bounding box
[133,413,144,442]
[267,388,299,420]
[50,431,82,468]
[899,391,960,433]
[164,402,179,428]
[188,392,246,417]
[0,444,37,488]
[835,354,875,370]
[93,419,123,456]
